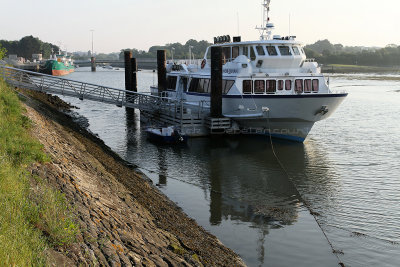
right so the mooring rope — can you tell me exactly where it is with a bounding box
[266,111,345,267]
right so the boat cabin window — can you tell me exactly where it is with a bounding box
[292,46,301,55]
[188,78,233,94]
[256,46,265,56]
[223,80,235,94]
[278,80,284,91]
[242,46,249,57]
[266,80,276,93]
[254,80,265,94]
[278,46,292,56]
[295,79,303,93]
[166,76,177,90]
[266,46,278,56]
[243,80,252,94]
[232,46,239,59]
[250,47,256,61]
[312,79,319,92]
[285,80,292,90]
[222,47,231,63]
[304,79,312,93]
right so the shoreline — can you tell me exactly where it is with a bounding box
[20,89,246,266]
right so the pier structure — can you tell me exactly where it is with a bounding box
[0,61,229,137]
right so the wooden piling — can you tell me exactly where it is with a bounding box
[131,58,138,92]
[157,50,167,93]
[91,57,96,72]
[124,51,133,91]
[211,46,223,118]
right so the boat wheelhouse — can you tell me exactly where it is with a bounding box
[150,0,347,142]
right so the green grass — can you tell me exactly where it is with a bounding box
[0,78,78,265]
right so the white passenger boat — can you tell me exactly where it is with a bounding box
[151,0,347,142]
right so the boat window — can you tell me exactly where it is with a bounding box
[295,79,303,93]
[312,79,319,92]
[256,46,265,56]
[278,80,284,91]
[254,80,265,94]
[223,80,235,94]
[292,46,300,55]
[242,46,249,57]
[304,79,312,93]
[266,46,278,56]
[189,78,200,92]
[181,77,188,91]
[266,80,276,93]
[250,47,256,61]
[232,46,239,59]
[166,76,177,90]
[278,46,292,56]
[189,78,212,93]
[222,47,231,63]
[285,80,292,90]
[243,80,252,94]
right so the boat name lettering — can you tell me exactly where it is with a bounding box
[223,69,239,74]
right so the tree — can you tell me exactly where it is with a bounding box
[0,44,6,60]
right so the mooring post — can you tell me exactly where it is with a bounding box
[91,57,96,72]
[211,46,223,118]
[124,51,133,91]
[157,50,167,94]
[131,58,138,92]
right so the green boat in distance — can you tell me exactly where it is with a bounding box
[42,53,75,76]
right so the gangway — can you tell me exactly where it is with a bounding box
[0,65,216,136]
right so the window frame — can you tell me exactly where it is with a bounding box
[266,46,278,56]
[256,45,266,56]
[312,79,319,92]
[243,80,252,94]
[285,80,292,91]
[304,79,312,93]
[278,46,292,56]
[266,80,277,94]
[295,79,303,93]
[254,80,265,94]
[277,80,284,91]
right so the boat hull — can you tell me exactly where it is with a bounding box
[146,130,188,144]
[186,93,347,142]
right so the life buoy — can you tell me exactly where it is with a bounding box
[201,59,206,69]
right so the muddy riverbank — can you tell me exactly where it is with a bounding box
[21,90,245,266]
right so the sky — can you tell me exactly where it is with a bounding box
[1,0,399,53]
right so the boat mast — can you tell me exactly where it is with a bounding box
[256,0,274,40]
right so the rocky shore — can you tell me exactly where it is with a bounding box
[22,91,245,267]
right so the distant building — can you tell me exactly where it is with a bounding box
[8,54,18,60]
[32,54,43,61]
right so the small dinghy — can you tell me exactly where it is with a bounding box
[146,126,188,144]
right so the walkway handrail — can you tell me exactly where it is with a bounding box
[0,65,209,119]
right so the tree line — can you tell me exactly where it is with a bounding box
[119,39,212,60]
[0,36,59,60]
[304,39,400,67]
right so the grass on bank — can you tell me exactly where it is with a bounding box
[0,78,78,266]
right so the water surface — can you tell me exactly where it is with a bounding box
[60,68,400,267]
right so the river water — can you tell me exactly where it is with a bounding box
[61,67,400,267]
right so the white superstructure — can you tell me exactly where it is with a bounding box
[151,0,347,142]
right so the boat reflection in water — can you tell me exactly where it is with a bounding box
[125,111,338,266]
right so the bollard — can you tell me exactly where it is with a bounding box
[210,46,223,118]
[157,50,167,93]
[91,57,96,72]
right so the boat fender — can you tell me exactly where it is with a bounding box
[201,59,206,69]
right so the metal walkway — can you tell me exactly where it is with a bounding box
[0,65,220,136]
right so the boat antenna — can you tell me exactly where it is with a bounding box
[256,0,274,40]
